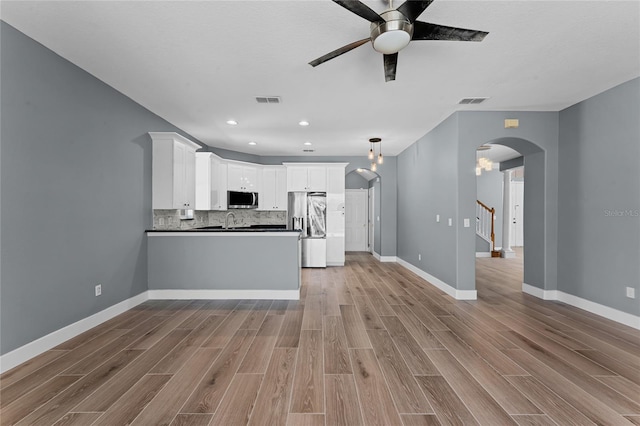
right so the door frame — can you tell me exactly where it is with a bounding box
[345,189,368,252]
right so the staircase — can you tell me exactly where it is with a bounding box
[476,200,501,257]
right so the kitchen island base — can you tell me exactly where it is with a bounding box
[147,231,301,299]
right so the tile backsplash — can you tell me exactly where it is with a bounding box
[153,209,287,230]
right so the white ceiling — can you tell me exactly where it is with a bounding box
[2,1,639,157]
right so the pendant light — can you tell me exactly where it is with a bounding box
[368,137,382,168]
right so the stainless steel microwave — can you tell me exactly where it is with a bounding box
[227,191,259,209]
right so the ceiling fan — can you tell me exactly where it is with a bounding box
[309,0,489,82]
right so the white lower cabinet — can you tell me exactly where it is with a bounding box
[195,152,227,210]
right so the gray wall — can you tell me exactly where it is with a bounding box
[345,171,369,189]
[558,78,640,315]
[397,114,460,285]
[476,167,503,250]
[260,156,397,257]
[397,111,559,292]
[0,22,204,355]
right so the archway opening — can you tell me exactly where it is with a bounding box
[345,168,381,255]
[471,137,545,297]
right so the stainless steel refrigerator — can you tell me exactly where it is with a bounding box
[287,192,327,268]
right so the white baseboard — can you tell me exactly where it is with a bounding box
[372,252,397,262]
[147,289,300,300]
[396,258,477,300]
[372,251,381,260]
[476,252,491,258]
[522,283,640,330]
[0,291,149,374]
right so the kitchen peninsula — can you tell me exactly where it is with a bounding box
[147,227,301,299]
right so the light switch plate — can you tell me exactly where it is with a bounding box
[463,218,470,227]
[626,287,636,299]
[448,218,452,227]
[436,214,440,222]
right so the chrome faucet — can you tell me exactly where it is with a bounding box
[224,212,236,229]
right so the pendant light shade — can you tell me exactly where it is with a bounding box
[368,147,375,160]
[371,162,377,172]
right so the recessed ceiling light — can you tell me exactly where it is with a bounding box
[299,120,310,126]
[248,141,257,146]
[226,120,238,125]
[303,142,312,146]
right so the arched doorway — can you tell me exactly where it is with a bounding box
[470,137,546,295]
[345,168,381,255]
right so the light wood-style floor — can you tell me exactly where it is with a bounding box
[2,252,639,425]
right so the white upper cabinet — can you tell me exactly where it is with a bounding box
[195,152,227,211]
[150,132,200,209]
[227,163,258,192]
[285,165,327,192]
[259,166,287,211]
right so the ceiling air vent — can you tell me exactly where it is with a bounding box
[459,97,489,105]
[255,96,281,104]
[303,149,315,153]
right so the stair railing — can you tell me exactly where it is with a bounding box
[476,200,495,251]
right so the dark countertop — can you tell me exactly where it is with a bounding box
[146,224,299,233]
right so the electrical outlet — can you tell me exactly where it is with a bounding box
[436,214,440,222]
[463,218,470,227]
[448,218,452,227]
[626,287,636,299]
[418,254,421,261]
[95,284,102,297]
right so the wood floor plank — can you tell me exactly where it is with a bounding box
[1,328,127,409]
[290,330,324,413]
[380,316,439,375]
[425,349,517,425]
[0,375,80,425]
[367,329,433,414]
[503,348,631,426]
[74,328,191,412]
[353,295,386,330]
[150,314,227,374]
[286,413,325,426]
[15,349,144,425]
[562,329,640,372]
[169,414,213,426]
[595,375,640,404]
[325,374,364,426]
[275,303,304,348]
[398,294,448,331]
[302,293,323,330]
[92,374,172,426]
[349,348,403,426]
[501,330,640,414]
[240,300,273,330]
[625,416,640,425]
[323,316,352,374]
[249,348,297,426]
[268,300,289,315]
[511,414,557,426]
[391,305,444,349]
[322,285,341,316]
[0,350,68,389]
[129,306,198,350]
[436,315,527,376]
[504,375,596,426]
[340,305,372,348]
[131,347,221,426]
[365,287,396,316]
[401,414,443,426]
[414,375,479,426]
[577,348,640,386]
[211,374,263,425]
[51,412,103,426]
[180,329,257,414]
[432,330,540,415]
[200,308,252,348]
[237,314,284,374]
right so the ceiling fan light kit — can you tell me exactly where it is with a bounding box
[309,0,488,82]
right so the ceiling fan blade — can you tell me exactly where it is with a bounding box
[309,38,370,67]
[412,21,488,41]
[383,53,398,82]
[332,0,384,23]
[397,1,434,23]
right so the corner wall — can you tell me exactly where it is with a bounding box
[558,77,640,316]
[0,22,202,355]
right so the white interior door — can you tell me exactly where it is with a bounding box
[345,189,368,251]
[510,181,524,247]
[368,187,374,254]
